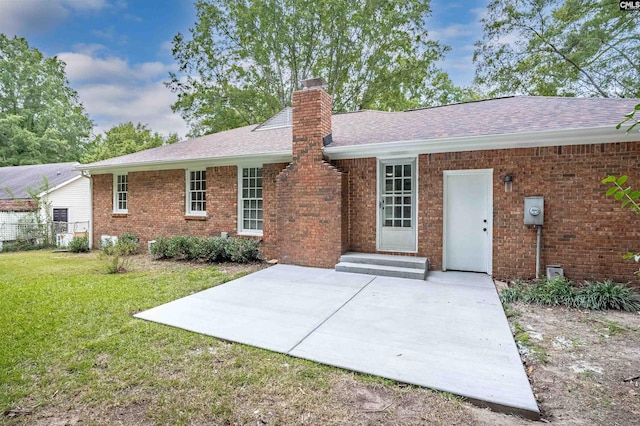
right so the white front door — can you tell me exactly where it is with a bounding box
[377,159,417,252]
[443,169,492,273]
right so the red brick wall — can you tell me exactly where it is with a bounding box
[261,162,288,260]
[336,142,640,285]
[0,199,36,212]
[92,166,238,248]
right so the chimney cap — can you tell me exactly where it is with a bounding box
[300,77,327,90]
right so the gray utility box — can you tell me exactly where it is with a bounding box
[524,197,544,225]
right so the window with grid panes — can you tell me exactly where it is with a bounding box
[187,170,206,215]
[240,167,263,232]
[114,174,128,213]
[383,164,412,228]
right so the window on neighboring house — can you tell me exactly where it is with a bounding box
[239,167,263,234]
[187,170,206,215]
[53,208,68,233]
[114,174,128,213]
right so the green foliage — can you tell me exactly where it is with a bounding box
[575,281,640,312]
[82,122,179,163]
[68,236,90,253]
[0,34,92,166]
[474,0,640,98]
[100,233,141,273]
[500,278,640,311]
[617,103,640,134]
[151,235,261,263]
[602,175,640,275]
[166,0,475,136]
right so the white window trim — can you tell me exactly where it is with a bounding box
[113,173,128,214]
[237,165,263,236]
[185,169,207,216]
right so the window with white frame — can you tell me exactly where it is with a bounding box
[113,174,128,213]
[239,167,263,233]
[187,170,206,215]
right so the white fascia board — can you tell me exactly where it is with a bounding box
[37,174,83,198]
[324,127,640,160]
[75,151,292,175]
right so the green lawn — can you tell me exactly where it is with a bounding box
[0,251,477,425]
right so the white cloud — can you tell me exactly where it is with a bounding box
[58,48,187,139]
[0,0,108,36]
[58,51,177,83]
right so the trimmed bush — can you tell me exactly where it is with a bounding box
[150,236,175,259]
[150,235,261,263]
[500,277,640,311]
[68,236,90,253]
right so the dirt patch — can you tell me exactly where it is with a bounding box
[508,303,640,424]
[127,253,269,275]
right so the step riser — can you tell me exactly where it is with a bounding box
[339,255,427,270]
[336,264,426,280]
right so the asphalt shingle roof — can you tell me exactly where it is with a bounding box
[81,96,640,169]
[0,162,80,200]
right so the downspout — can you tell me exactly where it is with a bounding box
[80,171,93,248]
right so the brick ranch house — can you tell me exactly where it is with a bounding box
[78,81,640,284]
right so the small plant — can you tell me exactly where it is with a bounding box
[575,280,640,312]
[101,233,140,273]
[68,236,90,253]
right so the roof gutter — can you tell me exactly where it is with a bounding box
[324,126,640,160]
[75,151,293,174]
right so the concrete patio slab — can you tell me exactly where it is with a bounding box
[135,265,539,419]
[135,265,374,353]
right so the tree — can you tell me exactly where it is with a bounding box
[0,34,92,166]
[166,0,471,137]
[474,0,640,98]
[82,122,179,163]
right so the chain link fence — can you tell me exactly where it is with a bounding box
[0,221,90,250]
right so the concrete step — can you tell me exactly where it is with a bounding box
[335,261,427,280]
[339,251,428,270]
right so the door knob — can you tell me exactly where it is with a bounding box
[483,228,487,232]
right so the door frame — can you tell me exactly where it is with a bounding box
[442,169,493,273]
[376,156,419,253]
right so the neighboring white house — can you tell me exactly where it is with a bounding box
[0,162,91,247]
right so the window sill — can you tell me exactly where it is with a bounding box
[185,215,207,221]
[238,231,263,238]
[112,212,128,218]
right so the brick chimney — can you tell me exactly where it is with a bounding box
[272,78,348,268]
[292,78,332,164]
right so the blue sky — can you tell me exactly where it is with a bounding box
[0,0,488,139]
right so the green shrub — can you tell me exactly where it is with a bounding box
[150,235,261,263]
[227,238,261,263]
[575,281,640,312]
[169,235,204,260]
[522,277,577,307]
[500,277,640,311]
[68,236,90,253]
[199,237,228,262]
[150,236,175,259]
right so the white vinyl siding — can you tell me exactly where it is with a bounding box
[238,167,263,235]
[113,174,128,213]
[186,170,206,215]
[44,176,91,232]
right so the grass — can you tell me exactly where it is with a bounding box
[0,251,333,423]
[0,250,475,425]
